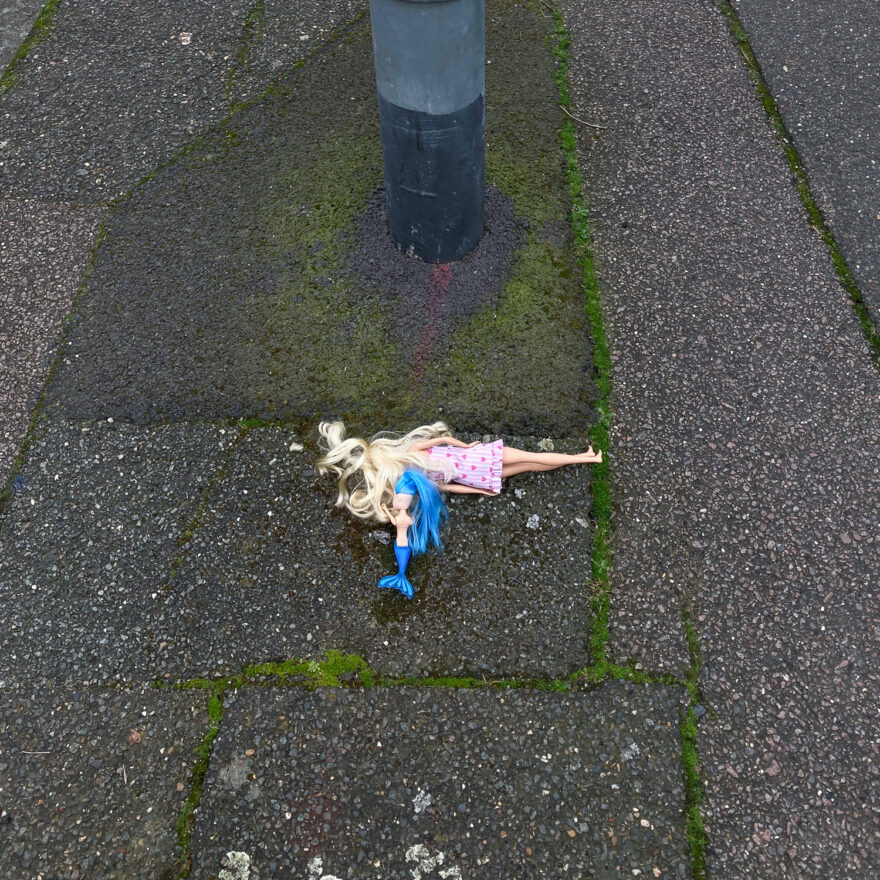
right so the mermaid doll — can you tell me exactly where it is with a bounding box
[316,420,602,598]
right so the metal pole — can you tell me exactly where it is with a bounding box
[368,0,485,263]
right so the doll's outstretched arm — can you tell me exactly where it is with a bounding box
[439,482,497,496]
[410,436,478,452]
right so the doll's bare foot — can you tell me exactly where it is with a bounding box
[577,447,602,463]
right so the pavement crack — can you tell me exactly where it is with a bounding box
[174,687,227,879]
[225,0,267,109]
[155,422,249,602]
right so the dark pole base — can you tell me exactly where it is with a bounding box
[379,93,485,263]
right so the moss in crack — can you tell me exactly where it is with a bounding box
[175,690,225,879]
[547,2,614,671]
[0,0,61,100]
[681,609,708,880]
[245,650,377,688]
[716,0,880,370]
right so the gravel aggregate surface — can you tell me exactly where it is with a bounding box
[0,0,43,69]
[732,0,880,325]
[189,684,690,879]
[561,0,880,875]
[0,0,254,202]
[0,685,209,880]
[155,428,594,681]
[0,418,236,686]
[0,198,102,487]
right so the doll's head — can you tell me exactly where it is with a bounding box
[316,420,450,522]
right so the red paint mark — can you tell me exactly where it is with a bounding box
[413,262,452,381]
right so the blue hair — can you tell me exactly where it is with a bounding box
[395,469,448,556]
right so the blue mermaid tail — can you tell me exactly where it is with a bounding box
[378,542,414,599]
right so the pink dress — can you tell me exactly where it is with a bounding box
[426,440,504,494]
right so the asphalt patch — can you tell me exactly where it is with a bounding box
[350,185,524,363]
[189,684,690,879]
[153,427,594,681]
[43,5,596,436]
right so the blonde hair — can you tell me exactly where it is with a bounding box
[316,420,451,523]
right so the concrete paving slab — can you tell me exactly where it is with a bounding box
[0,685,208,880]
[42,8,595,436]
[154,428,594,681]
[0,0,44,69]
[189,683,690,879]
[700,642,880,877]
[227,0,366,107]
[0,198,102,487]
[0,418,236,686]
[561,0,880,875]
[732,0,880,325]
[0,0,253,202]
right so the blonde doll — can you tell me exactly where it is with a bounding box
[316,420,602,598]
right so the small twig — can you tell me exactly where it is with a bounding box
[560,104,608,130]
[539,0,554,14]
[22,750,52,755]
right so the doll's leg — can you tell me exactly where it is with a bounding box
[501,445,601,479]
[500,461,565,477]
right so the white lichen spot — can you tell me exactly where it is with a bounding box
[413,788,433,814]
[538,437,555,451]
[307,856,342,880]
[621,742,640,762]
[406,845,461,879]
[526,514,540,530]
[218,851,250,880]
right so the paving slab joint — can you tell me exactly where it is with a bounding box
[161,646,694,876]
[224,7,369,117]
[715,0,880,371]
[680,608,709,879]
[225,0,267,108]
[174,689,226,879]
[548,0,615,671]
[0,0,60,101]
[157,422,250,594]
[0,210,110,524]
[156,648,685,694]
